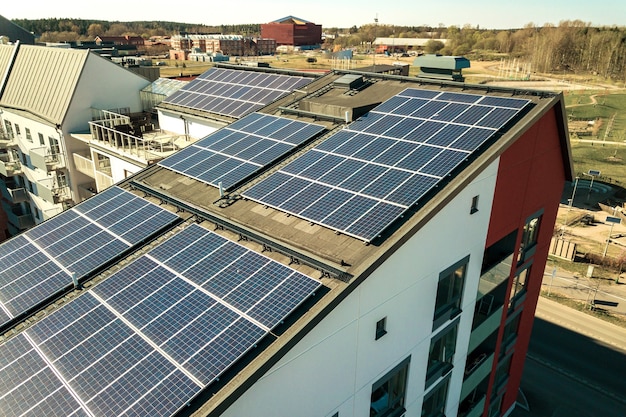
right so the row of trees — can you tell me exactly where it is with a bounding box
[11,18,626,82]
[326,21,626,82]
[12,18,260,42]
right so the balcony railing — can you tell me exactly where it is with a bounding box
[73,152,95,177]
[1,200,34,230]
[0,159,21,176]
[30,147,65,172]
[0,131,18,149]
[0,182,29,204]
[36,182,72,205]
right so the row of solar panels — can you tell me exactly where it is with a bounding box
[0,224,321,417]
[0,186,179,331]
[163,67,313,119]
[159,87,531,242]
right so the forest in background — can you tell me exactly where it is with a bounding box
[11,18,626,82]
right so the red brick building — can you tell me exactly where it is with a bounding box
[261,16,322,47]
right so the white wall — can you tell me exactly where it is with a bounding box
[157,109,225,139]
[221,160,501,417]
[63,54,150,200]
[0,110,66,220]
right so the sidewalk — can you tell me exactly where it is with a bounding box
[542,264,626,317]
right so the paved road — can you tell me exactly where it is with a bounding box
[512,297,626,416]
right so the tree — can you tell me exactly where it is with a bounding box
[424,40,445,54]
[87,23,104,38]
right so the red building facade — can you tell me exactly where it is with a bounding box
[260,16,322,47]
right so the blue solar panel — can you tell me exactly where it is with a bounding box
[163,68,314,119]
[243,88,531,241]
[0,224,322,417]
[0,334,87,417]
[0,186,178,330]
[160,113,325,190]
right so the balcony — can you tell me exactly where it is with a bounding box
[0,131,18,149]
[30,147,65,172]
[0,157,21,177]
[1,200,35,230]
[461,352,494,400]
[458,394,486,417]
[36,181,72,205]
[73,152,95,177]
[88,110,188,164]
[0,181,28,204]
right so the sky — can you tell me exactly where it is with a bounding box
[4,0,626,30]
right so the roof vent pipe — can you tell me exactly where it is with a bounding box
[345,111,350,123]
[71,272,79,289]
[218,181,224,198]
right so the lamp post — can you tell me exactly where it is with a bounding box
[584,169,600,202]
[603,208,621,258]
[563,176,579,231]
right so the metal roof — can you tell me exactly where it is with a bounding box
[0,45,89,125]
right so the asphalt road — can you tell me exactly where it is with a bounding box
[511,298,626,417]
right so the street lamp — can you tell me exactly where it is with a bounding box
[603,207,621,258]
[584,169,600,201]
[563,176,579,231]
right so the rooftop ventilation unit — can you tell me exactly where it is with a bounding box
[333,74,364,90]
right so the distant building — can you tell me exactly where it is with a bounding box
[413,54,471,82]
[0,15,35,45]
[170,34,276,59]
[374,37,448,54]
[95,35,145,46]
[261,16,322,48]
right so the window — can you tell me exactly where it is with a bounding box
[509,265,531,309]
[370,357,410,417]
[38,133,45,146]
[25,128,33,143]
[470,195,479,214]
[501,311,521,352]
[375,317,387,340]
[4,120,13,138]
[14,124,21,137]
[49,136,61,155]
[493,354,513,392]
[433,256,468,328]
[421,376,449,417]
[426,322,458,386]
[517,213,542,263]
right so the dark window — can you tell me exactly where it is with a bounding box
[421,376,449,417]
[426,322,458,386]
[501,311,521,353]
[470,195,479,214]
[38,133,45,145]
[434,256,468,328]
[376,317,387,340]
[509,265,530,309]
[518,214,541,264]
[370,357,410,417]
[493,354,513,392]
[25,128,33,142]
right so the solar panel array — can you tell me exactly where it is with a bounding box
[159,113,325,190]
[244,88,531,242]
[0,186,179,330]
[0,224,321,417]
[162,67,313,118]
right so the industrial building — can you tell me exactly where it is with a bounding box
[260,16,322,48]
[0,62,571,417]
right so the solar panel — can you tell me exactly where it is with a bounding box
[244,88,531,241]
[159,113,325,190]
[0,186,179,330]
[0,224,321,417]
[162,67,314,119]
